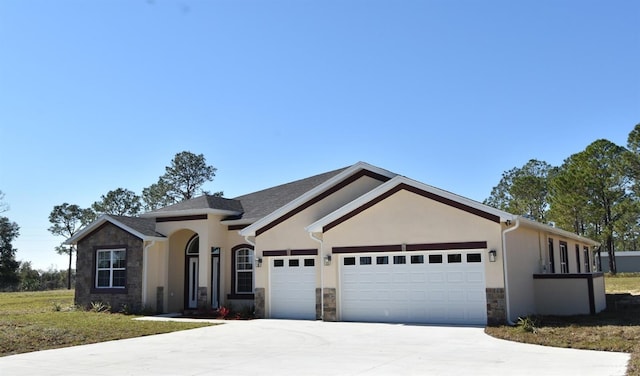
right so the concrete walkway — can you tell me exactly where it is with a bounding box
[0,319,629,375]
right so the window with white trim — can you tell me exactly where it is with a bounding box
[235,248,254,294]
[95,248,126,288]
[559,241,569,274]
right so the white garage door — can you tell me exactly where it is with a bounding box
[340,250,487,325]
[270,257,317,320]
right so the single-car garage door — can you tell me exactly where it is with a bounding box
[340,250,487,325]
[270,256,317,320]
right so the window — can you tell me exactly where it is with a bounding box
[233,247,254,294]
[411,255,424,264]
[548,238,555,273]
[429,254,443,264]
[344,257,356,266]
[304,259,315,267]
[583,246,591,272]
[393,255,406,264]
[95,248,126,288]
[575,245,581,273]
[289,259,300,267]
[447,254,462,263]
[559,241,569,273]
[467,253,482,263]
[360,256,372,265]
[274,259,284,267]
[376,256,389,265]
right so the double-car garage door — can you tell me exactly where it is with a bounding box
[340,250,487,325]
[268,249,487,325]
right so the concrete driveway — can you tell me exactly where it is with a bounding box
[0,319,629,375]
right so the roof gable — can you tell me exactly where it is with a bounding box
[239,162,397,237]
[306,176,512,233]
[65,215,167,245]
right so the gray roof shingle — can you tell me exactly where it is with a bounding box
[232,166,350,220]
[108,215,166,238]
[147,195,244,214]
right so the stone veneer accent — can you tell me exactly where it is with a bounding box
[156,286,164,313]
[75,222,143,312]
[198,287,208,309]
[486,287,506,325]
[322,288,337,321]
[254,287,265,318]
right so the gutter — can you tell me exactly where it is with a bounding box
[501,217,520,325]
[309,232,324,321]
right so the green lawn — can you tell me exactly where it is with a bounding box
[486,274,640,376]
[0,290,213,356]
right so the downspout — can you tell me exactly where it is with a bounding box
[243,235,256,247]
[501,217,520,325]
[142,240,156,310]
[309,232,324,321]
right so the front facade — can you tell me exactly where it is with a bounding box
[68,162,603,325]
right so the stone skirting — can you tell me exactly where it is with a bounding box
[254,288,265,318]
[197,287,208,309]
[156,286,164,313]
[486,288,506,325]
[322,288,336,321]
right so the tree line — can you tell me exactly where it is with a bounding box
[484,123,640,274]
[0,151,218,291]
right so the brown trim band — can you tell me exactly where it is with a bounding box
[323,183,500,232]
[332,241,487,254]
[263,250,288,257]
[256,169,391,236]
[227,224,249,231]
[406,241,488,251]
[290,249,318,256]
[156,214,208,223]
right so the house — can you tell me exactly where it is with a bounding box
[66,162,604,325]
[600,251,640,273]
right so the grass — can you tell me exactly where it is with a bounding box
[486,273,640,376]
[0,290,214,357]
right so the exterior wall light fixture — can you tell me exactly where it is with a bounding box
[489,249,497,262]
[255,257,263,267]
[324,254,332,266]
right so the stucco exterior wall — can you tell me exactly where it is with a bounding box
[143,241,166,312]
[503,226,544,320]
[534,277,591,315]
[75,223,144,311]
[593,274,606,312]
[321,189,504,288]
[254,175,387,316]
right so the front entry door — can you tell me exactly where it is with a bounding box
[187,256,199,309]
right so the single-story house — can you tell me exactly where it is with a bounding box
[66,162,604,325]
[600,251,640,273]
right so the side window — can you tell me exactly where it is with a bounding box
[575,245,581,273]
[232,245,254,295]
[95,248,126,289]
[583,246,591,272]
[559,241,569,273]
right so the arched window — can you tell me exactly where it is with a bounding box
[231,245,254,297]
[186,235,199,255]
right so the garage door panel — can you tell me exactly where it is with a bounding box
[340,250,487,325]
[270,257,317,320]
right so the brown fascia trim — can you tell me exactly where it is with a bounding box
[156,214,208,223]
[263,250,288,257]
[332,241,487,254]
[255,169,391,237]
[227,224,249,231]
[290,249,318,256]
[261,249,319,257]
[533,273,604,315]
[323,183,500,233]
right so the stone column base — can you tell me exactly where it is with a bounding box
[254,287,265,318]
[486,287,506,325]
[197,287,208,309]
[322,288,336,322]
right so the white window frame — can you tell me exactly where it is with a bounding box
[559,242,569,274]
[235,248,254,294]
[95,248,126,289]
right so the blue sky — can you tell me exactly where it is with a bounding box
[1,0,638,270]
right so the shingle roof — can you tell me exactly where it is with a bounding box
[232,166,350,220]
[147,195,244,215]
[107,215,166,238]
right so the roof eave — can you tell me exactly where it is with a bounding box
[141,208,242,218]
[239,162,397,237]
[517,217,600,246]
[65,215,168,245]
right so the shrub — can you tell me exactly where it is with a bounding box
[517,316,539,334]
